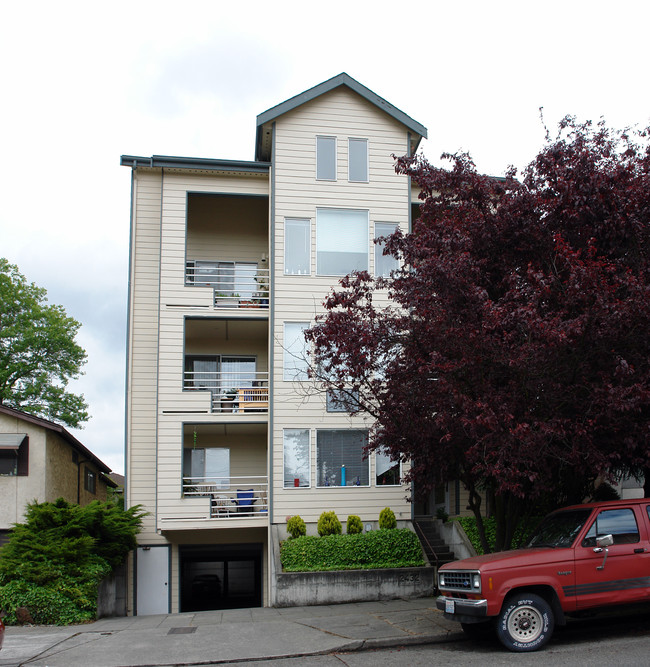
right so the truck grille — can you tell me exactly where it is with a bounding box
[439,570,473,591]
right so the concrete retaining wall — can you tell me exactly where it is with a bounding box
[274,566,436,607]
[270,524,435,607]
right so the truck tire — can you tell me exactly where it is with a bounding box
[496,593,554,652]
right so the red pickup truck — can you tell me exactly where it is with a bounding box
[437,498,650,651]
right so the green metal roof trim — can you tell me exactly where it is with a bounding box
[255,73,427,160]
[120,155,271,173]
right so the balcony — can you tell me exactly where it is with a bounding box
[186,262,270,310]
[182,476,268,519]
[183,370,269,414]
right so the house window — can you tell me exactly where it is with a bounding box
[374,223,400,277]
[283,322,309,381]
[284,218,311,275]
[183,447,230,491]
[348,138,368,182]
[316,208,368,276]
[316,136,336,180]
[316,429,369,487]
[185,355,256,395]
[326,389,359,413]
[376,449,400,486]
[283,429,310,488]
[188,261,257,299]
[84,467,96,494]
[0,434,28,476]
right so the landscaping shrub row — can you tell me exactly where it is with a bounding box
[281,528,425,572]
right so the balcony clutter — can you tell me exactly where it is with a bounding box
[183,477,268,519]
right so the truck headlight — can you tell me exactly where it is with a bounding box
[472,574,481,589]
[439,574,445,587]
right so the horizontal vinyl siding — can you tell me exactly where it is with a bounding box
[270,87,412,526]
[127,171,163,541]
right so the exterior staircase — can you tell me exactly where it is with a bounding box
[413,519,456,567]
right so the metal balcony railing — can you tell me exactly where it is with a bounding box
[182,475,268,518]
[183,371,269,413]
[185,261,269,309]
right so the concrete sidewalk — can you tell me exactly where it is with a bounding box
[0,597,463,667]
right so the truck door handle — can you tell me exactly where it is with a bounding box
[634,548,645,553]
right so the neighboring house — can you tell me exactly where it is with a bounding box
[121,73,461,615]
[0,404,116,544]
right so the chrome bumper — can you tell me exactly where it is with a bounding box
[436,595,488,620]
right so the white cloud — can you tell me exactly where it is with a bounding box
[1,0,648,474]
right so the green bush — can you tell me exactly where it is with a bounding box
[317,511,342,536]
[378,507,396,529]
[346,515,363,535]
[286,515,306,539]
[281,528,425,572]
[456,516,541,555]
[0,498,145,625]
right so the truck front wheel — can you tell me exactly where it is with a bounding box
[496,593,554,652]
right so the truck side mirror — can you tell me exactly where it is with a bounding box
[595,534,614,570]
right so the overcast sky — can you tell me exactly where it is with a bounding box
[1,0,648,475]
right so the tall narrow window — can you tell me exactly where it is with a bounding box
[316,136,336,180]
[284,429,310,488]
[285,218,311,275]
[284,322,309,381]
[375,223,400,277]
[84,467,96,494]
[348,138,368,182]
[316,430,369,487]
[376,449,400,486]
[316,208,368,275]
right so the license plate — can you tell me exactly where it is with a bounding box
[445,598,455,614]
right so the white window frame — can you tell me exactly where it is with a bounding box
[374,222,400,277]
[283,429,311,488]
[283,322,310,381]
[316,208,369,276]
[375,449,401,486]
[348,138,368,182]
[316,135,337,181]
[284,218,311,276]
[316,429,370,488]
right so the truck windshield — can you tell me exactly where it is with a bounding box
[526,509,593,549]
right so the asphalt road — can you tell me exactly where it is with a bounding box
[213,609,650,667]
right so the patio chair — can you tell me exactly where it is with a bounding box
[234,488,257,515]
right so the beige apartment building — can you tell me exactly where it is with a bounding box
[121,73,448,615]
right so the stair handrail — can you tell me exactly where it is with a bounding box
[414,520,439,565]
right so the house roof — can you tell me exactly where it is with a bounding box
[255,73,427,161]
[0,404,112,474]
[120,155,271,174]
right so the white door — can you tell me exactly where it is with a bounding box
[136,545,170,615]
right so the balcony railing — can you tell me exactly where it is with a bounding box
[183,371,269,413]
[185,261,269,310]
[182,475,268,518]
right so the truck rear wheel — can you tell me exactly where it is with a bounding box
[496,593,554,652]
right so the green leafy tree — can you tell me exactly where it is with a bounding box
[0,498,146,624]
[0,259,88,427]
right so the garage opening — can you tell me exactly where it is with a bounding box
[179,544,262,611]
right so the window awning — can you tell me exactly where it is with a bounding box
[0,434,27,450]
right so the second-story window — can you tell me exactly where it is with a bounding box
[316,208,368,276]
[284,218,311,275]
[283,322,310,381]
[316,136,337,181]
[84,467,96,494]
[348,138,368,182]
[374,222,400,277]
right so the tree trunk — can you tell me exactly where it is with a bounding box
[643,467,650,498]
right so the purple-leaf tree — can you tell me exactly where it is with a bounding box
[306,118,650,552]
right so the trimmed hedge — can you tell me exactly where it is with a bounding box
[280,528,425,572]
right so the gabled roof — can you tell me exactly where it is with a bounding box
[255,73,427,161]
[0,404,112,474]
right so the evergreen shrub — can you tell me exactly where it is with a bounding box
[286,515,306,539]
[378,507,397,529]
[317,511,342,536]
[346,515,363,535]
